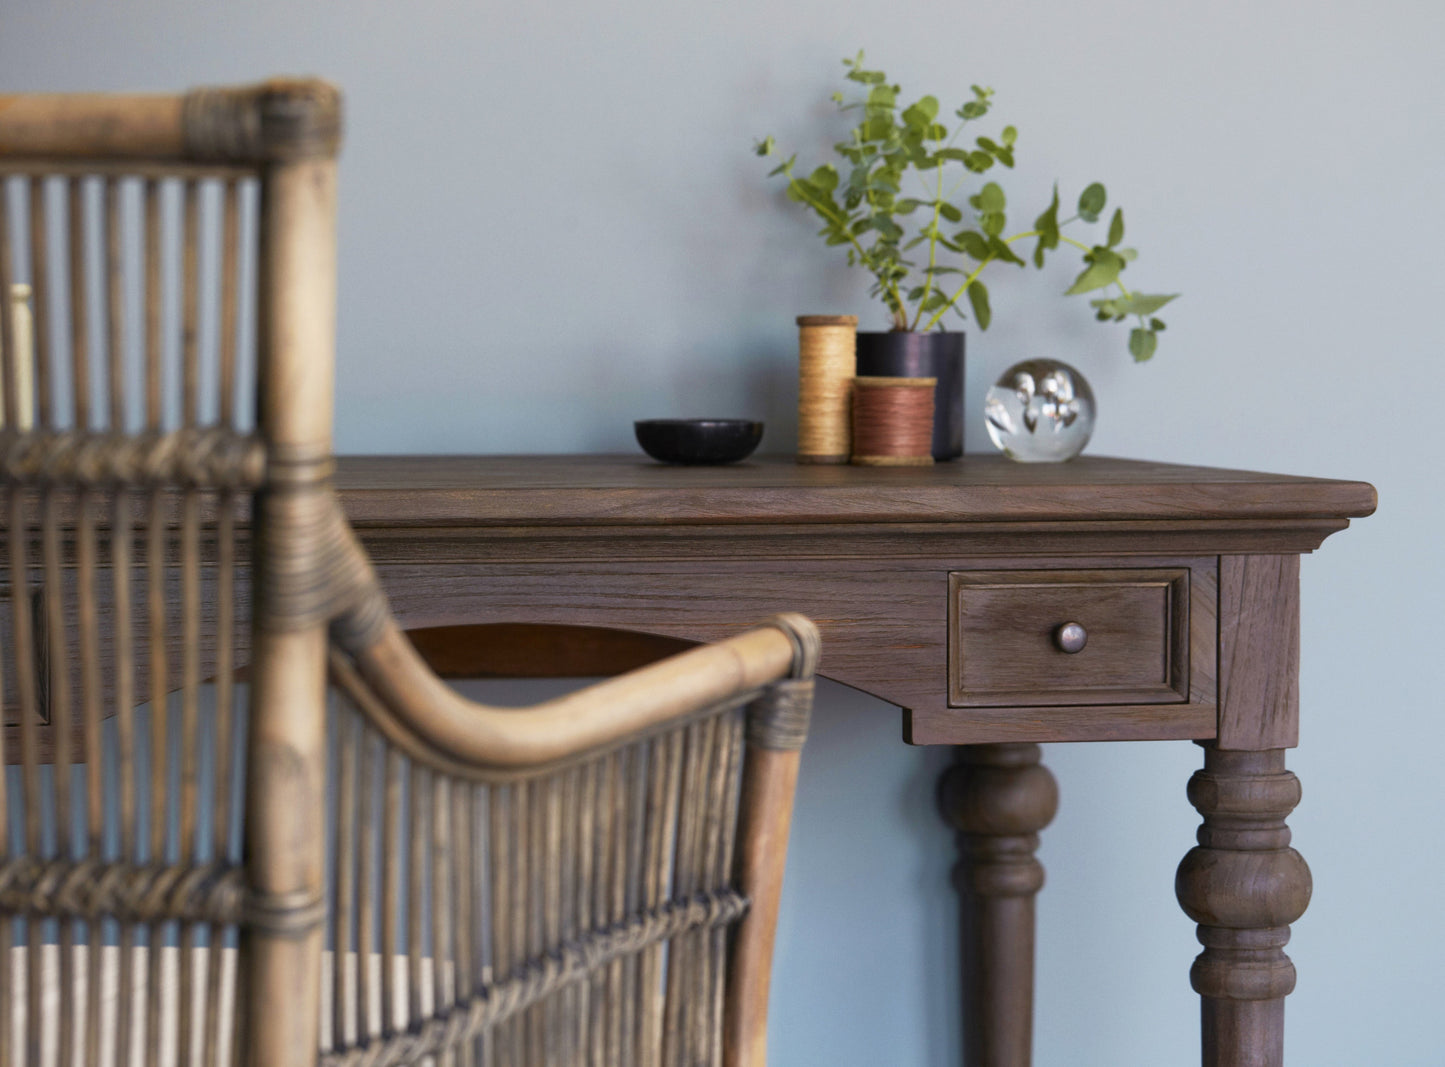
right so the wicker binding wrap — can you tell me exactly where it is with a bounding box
[0,80,818,1067]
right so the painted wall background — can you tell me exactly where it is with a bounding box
[2,1,1440,1062]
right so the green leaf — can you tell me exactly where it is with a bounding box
[964,151,994,173]
[809,164,839,193]
[937,148,971,163]
[967,280,992,330]
[1001,125,1017,146]
[1107,208,1124,248]
[901,95,939,128]
[1150,318,1167,331]
[867,84,898,109]
[1032,184,1060,268]
[754,135,776,157]
[971,182,1006,213]
[1065,249,1124,294]
[1104,292,1178,317]
[872,215,904,240]
[1077,182,1107,223]
[957,231,991,260]
[988,235,1026,267]
[1129,328,1159,362]
[863,114,893,141]
[895,198,923,215]
[938,202,963,223]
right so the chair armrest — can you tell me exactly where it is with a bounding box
[334,611,818,771]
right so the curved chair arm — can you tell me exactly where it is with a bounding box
[322,495,819,770]
[334,604,816,770]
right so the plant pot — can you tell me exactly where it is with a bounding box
[855,331,964,460]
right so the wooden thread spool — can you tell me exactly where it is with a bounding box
[796,314,857,464]
[851,376,936,466]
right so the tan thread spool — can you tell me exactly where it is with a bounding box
[796,314,857,464]
[851,376,936,466]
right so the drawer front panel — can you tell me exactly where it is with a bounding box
[949,568,1189,707]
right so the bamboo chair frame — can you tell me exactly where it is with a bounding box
[0,80,817,1067]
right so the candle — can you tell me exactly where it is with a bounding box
[1,283,35,430]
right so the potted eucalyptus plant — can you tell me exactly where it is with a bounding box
[756,52,1177,459]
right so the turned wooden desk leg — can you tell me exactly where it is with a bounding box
[938,743,1059,1067]
[1177,554,1310,1066]
[1175,747,1310,1067]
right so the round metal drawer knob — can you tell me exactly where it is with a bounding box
[1054,622,1088,654]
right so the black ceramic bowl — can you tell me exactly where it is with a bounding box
[634,419,764,465]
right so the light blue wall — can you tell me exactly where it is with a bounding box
[4,2,1442,1062]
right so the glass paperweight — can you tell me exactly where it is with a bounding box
[984,359,1095,462]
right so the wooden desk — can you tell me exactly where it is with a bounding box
[335,453,1376,1067]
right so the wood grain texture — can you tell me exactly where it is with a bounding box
[939,744,1058,1067]
[334,454,1376,529]
[1218,555,1300,750]
[949,569,1189,707]
[368,554,1218,746]
[1176,746,1310,1067]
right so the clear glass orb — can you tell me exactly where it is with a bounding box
[983,359,1095,462]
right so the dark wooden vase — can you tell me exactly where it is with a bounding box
[856,331,965,460]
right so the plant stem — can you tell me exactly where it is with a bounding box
[921,228,1033,331]
[910,165,947,330]
[788,173,907,324]
[920,224,1138,331]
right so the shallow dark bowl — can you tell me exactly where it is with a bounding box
[634,419,764,465]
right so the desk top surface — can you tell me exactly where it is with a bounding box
[333,454,1376,529]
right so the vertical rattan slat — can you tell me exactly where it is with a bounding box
[452,774,475,1067]
[0,185,18,428]
[432,772,454,1067]
[0,507,9,1067]
[495,776,515,1062]
[355,726,377,1048]
[42,486,75,1067]
[332,708,357,1053]
[105,176,125,432]
[144,506,169,1067]
[380,747,401,1040]
[9,502,41,1065]
[27,178,51,429]
[407,762,426,1033]
[218,180,239,429]
[68,176,90,429]
[79,495,105,1067]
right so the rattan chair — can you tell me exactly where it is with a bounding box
[0,80,817,1067]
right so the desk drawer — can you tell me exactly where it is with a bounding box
[949,568,1190,707]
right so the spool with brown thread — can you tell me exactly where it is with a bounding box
[796,314,857,464]
[851,376,937,466]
